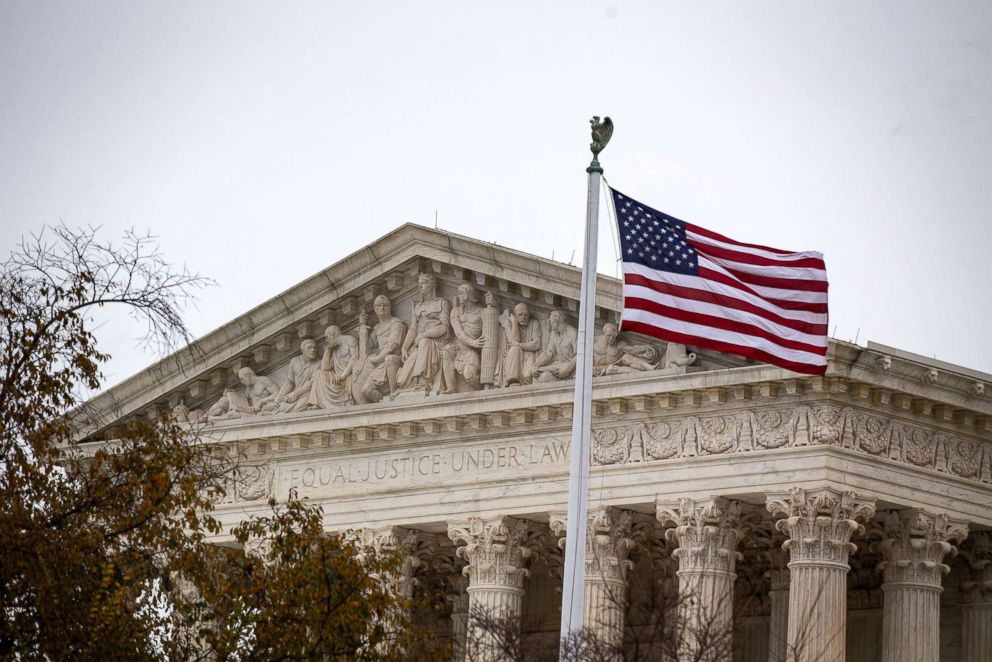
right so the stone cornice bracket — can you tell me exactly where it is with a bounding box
[656,496,745,576]
[447,516,533,590]
[876,509,969,587]
[766,487,876,566]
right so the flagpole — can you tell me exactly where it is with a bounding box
[559,116,612,655]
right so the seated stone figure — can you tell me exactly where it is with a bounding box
[308,325,359,409]
[397,272,451,394]
[593,323,659,375]
[533,311,578,383]
[496,302,543,387]
[262,338,321,413]
[208,367,279,420]
[359,295,406,403]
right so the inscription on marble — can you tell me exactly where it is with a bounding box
[281,439,570,495]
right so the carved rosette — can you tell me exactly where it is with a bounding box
[657,497,745,576]
[877,510,968,588]
[448,516,532,592]
[767,487,876,567]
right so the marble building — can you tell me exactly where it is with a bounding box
[82,224,992,661]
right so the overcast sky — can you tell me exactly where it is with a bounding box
[2,1,991,386]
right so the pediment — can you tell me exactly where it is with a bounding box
[82,224,753,438]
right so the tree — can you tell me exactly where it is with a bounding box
[0,226,438,660]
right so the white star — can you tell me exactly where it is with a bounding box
[663,257,670,263]
[676,259,682,265]
[625,234,631,240]
[627,248,633,254]
[623,221,630,227]
[638,252,645,257]
[650,240,656,246]
[688,261,695,267]
[625,202,632,208]
[668,251,675,257]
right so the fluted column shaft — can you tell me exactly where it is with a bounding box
[552,507,633,660]
[767,487,876,662]
[448,516,531,662]
[766,550,790,662]
[658,497,744,662]
[960,532,992,662]
[447,574,470,662]
[878,510,967,662]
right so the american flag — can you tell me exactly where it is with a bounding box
[611,187,829,375]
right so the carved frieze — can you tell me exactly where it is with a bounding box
[590,404,992,487]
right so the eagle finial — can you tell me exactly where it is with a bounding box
[588,116,613,173]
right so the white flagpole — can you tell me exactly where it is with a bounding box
[559,116,612,656]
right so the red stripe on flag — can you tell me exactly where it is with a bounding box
[696,267,829,313]
[620,320,828,375]
[623,273,828,336]
[689,239,826,270]
[684,222,795,255]
[624,296,827,356]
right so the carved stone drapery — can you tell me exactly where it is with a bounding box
[657,497,745,662]
[960,532,992,662]
[767,487,876,662]
[877,510,968,662]
[590,405,992,488]
[552,507,634,659]
[448,516,532,661]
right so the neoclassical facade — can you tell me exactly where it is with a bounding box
[84,225,992,661]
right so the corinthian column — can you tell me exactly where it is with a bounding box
[448,516,531,661]
[766,544,790,662]
[766,487,876,662]
[960,532,992,662]
[878,510,968,662]
[657,496,745,662]
[551,507,634,659]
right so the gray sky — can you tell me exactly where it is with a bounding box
[2,1,991,385]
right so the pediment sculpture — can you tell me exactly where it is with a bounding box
[190,275,693,423]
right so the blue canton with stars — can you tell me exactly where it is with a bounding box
[611,188,699,276]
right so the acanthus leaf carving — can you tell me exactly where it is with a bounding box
[587,405,992,487]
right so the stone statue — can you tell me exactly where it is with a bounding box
[443,284,488,392]
[307,325,358,409]
[664,342,697,369]
[496,302,542,387]
[593,323,658,375]
[358,295,406,403]
[267,338,321,413]
[398,273,451,394]
[208,367,279,420]
[171,402,206,424]
[533,311,578,383]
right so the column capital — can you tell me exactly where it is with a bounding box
[657,496,745,576]
[766,487,876,566]
[878,509,968,588]
[447,515,532,590]
[348,525,423,598]
[551,507,635,581]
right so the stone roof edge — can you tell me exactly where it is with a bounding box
[78,223,622,425]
